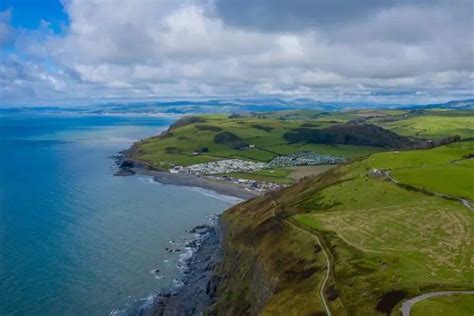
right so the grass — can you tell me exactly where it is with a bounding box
[377,114,474,139]
[225,168,294,184]
[411,294,474,316]
[225,165,338,184]
[290,159,474,314]
[135,112,381,169]
[204,109,474,315]
[214,140,474,315]
[134,112,384,169]
[369,141,474,200]
[135,110,474,172]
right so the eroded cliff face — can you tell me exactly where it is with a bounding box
[206,172,341,316]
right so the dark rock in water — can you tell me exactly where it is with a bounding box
[189,224,212,234]
[114,168,136,176]
[153,269,160,274]
[113,153,137,176]
[153,225,222,315]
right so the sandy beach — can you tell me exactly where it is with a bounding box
[132,167,259,200]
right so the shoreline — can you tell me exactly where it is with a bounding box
[152,222,224,315]
[115,221,224,316]
[113,130,257,315]
[113,154,253,315]
[126,165,259,201]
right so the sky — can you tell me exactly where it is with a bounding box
[0,0,473,106]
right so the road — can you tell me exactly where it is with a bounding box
[400,291,474,316]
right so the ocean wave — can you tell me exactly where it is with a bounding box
[189,187,244,204]
[109,294,156,316]
[136,176,161,185]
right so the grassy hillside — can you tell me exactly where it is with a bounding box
[370,110,474,139]
[211,144,474,315]
[133,112,386,170]
[411,294,474,316]
[370,141,474,200]
[131,109,474,172]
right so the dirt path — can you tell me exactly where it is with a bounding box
[400,291,474,316]
[286,220,332,316]
[270,201,332,316]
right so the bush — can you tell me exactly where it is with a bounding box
[214,131,247,149]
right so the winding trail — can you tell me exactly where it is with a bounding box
[399,291,474,316]
[286,220,332,316]
[270,201,332,316]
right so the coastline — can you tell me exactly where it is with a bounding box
[112,124,260,315]
[152,222,224,315]
[113,148,256,315]
[127,168,253,315]
[133,167,258,200]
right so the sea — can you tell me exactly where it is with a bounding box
[0,111,238,315]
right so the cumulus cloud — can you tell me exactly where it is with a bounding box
[1,0,473,105]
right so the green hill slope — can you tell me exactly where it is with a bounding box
[210,144,474,315]
[130,110,472,172]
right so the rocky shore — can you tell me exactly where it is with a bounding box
[152,223,223,315]
[112,145,255,315]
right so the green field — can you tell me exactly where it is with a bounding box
[291,158,474,314]
[374,112,474,139]
[224,165,336,184]
[411,294,474,316]
[133,109,474,201]
[217,154,474,315]
[369,141,474,200]
[225,168,294,184]
[134,112,385,170]
[199,109,474,315]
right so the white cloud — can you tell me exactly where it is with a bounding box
[1,0,473,105]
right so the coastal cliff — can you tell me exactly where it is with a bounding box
[122,112,474,315]
[204,150,474,315]
[206,171,341,315]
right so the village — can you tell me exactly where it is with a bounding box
[268,151,345,167]
[169,152,344,193]
[169,159,267,175]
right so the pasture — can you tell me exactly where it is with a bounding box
[369,141,474,200]
[376,113,474,139]
[411,294,474,316]
[292,159,474,314]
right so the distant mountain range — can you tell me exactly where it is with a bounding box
[401,98,474,110]
[1,98,472,115]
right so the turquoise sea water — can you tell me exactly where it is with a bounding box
[0,113,235,315]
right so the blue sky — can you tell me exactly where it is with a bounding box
[0,0,67,33]
[0,0,473,106]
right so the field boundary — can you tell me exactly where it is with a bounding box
[384,171,473,211]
